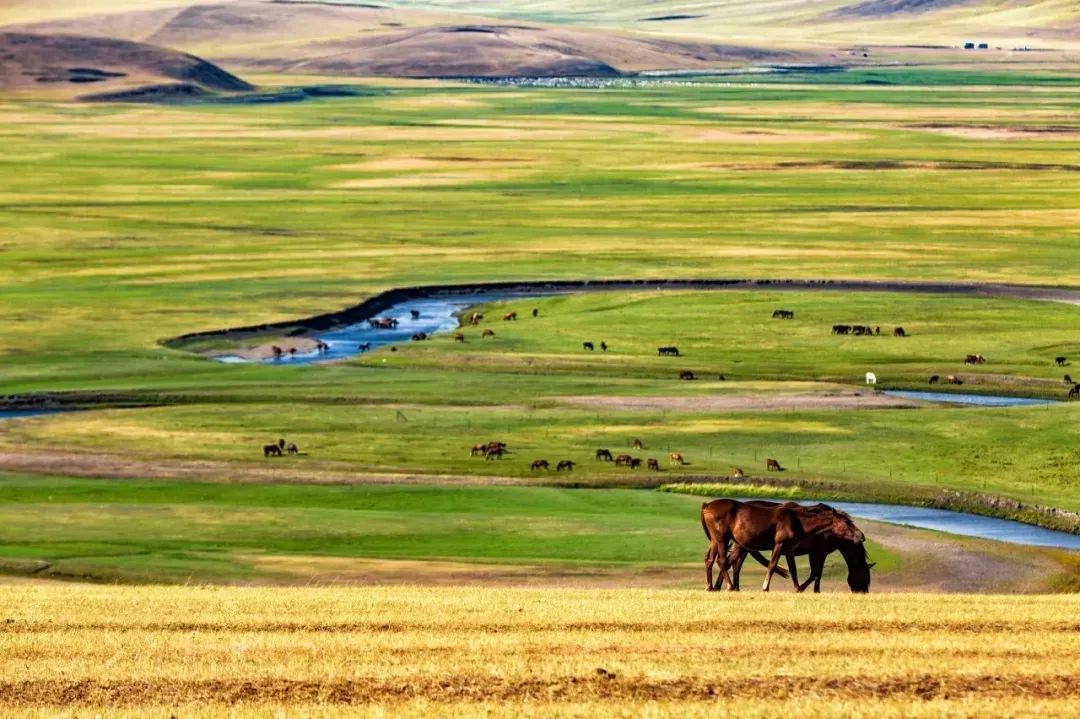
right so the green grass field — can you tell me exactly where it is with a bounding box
[2,73,1079,584]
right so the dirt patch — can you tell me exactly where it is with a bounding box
[209,336,320,361]
[1,673,1076,705]
[914,124,1080,140]
[559,391,918,413]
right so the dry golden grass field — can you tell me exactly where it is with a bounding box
[0,583,1077,717]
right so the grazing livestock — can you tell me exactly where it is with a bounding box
[482,329,495,338]
[410,309,420,319]
[315,340,330,353]
[600,341,608,352]
[964,354,986,365]
[628,458,642,469]
[614,454,633,466]
[1070,384,1080,399]
[263,444,282,457]
[772,309,794,319]
[288,347,297,356]
[532,308,539,318]
[732,467,745,478]
[503,312,517,321]
[453,332,465,343]
[929,375,940,385]
[369,318,398,330]
[1066,374,1074,384]
[701,499,870,593]
[893,327,906,337]
[632,438,644,449]
[832,324,851,335]
[865,372,877,385]
[658,346,681,356]
[766,458,782,472]
[595,448,613,461]
[271,345,284,360]
[583,341,594,351]
[707,500,873,593]
[530,459,550,471]
[485,446,505,460]
[411,332,428,341]
[278,439,286,451]
[286,443,299,455]
[947,375,963,385]
[556,460,575,472]
[358,342,371,353]
[471,444,488,457]
[679,370,695,380]
[670,452,686,465]
[647,458,660,471]
[1055,356,1067,366]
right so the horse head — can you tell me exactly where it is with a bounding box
[838,538,874,593]
[823,507,865,544]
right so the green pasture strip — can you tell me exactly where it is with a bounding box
[0,473,892,584]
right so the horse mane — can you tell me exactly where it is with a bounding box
[838,537,870,565]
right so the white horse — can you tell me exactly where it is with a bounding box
[865,372,877,385]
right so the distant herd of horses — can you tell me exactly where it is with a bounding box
[702,498,873,593]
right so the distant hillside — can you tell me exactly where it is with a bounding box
[386,0,1080,47]
[3,1,811,78]
[0,31,253,99]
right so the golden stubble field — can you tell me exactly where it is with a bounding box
[0,583,1077,717]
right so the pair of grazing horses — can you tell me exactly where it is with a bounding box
[263,439,299,457]
[702,498,873,593]
[531,459,575,471]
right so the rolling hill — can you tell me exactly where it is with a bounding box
[0,31,253,100]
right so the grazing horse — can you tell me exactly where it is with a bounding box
[701,499,868,592]
[583,341,595,351]
[271,345,284,360]
[647,458,660,471]
[1065,374,1074,385]
[772,309,794,319]
[470,443,488,457]
[832,324,851,335]
[369,318,398,330]
[865,372,877,385]
[628,458,642,469]
[632,438,644,449]
[411,332,428,341]
[929,375,940,385]
[556,460,575,472]
[503,312,517,321]
[731,467,745,478]
[724,502,873,593]
[286,443,299,455]
[315,340,330,353]
[1070,384,1080,399]
[893,327,906,337]
[947,375,963,385]
[485,446,505,460]
[482,329,495,338]
[263,444,282,457]
[658,346,680,356]
[358,342,371,353]
[964,354,986,365]
[1055,356,1067,366]
[766,458,782,471]
[679,370,695,380]
[595,448,613,461]
[670,452,686,465]
[614,454,632,466]
[532,308,539,318]
[600,341,608,352]
[530,459,549,470]
[453,332,465,343]
[410,309,420,320]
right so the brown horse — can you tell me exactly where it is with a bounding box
[1070,384,1080,398]
[595,448,613,461]
[503,312,517,321]
[453,332,465,343]
[614,454,632,466]
[530,459,549,470]
[482,329,495,338]
[893,327,906,337]
[556,460,575,472]
[632,438,644,449]
[647,458,660,471]
[670,452,685,465]
[725,501,873,593]
[766,458,782,471]
[263,444,282,457]
[679,370,695,380]
[701,499,867,592]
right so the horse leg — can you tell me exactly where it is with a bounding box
[704,541,718,591]
[715,537,734,591]
[784,551,800,592]
[762,543,785,592]
[811,551,826,593]
[729,545,749,591]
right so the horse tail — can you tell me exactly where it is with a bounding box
[701,503,712,540]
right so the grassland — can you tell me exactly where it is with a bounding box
[1,73,1079,584]
[0,584,1076,716]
